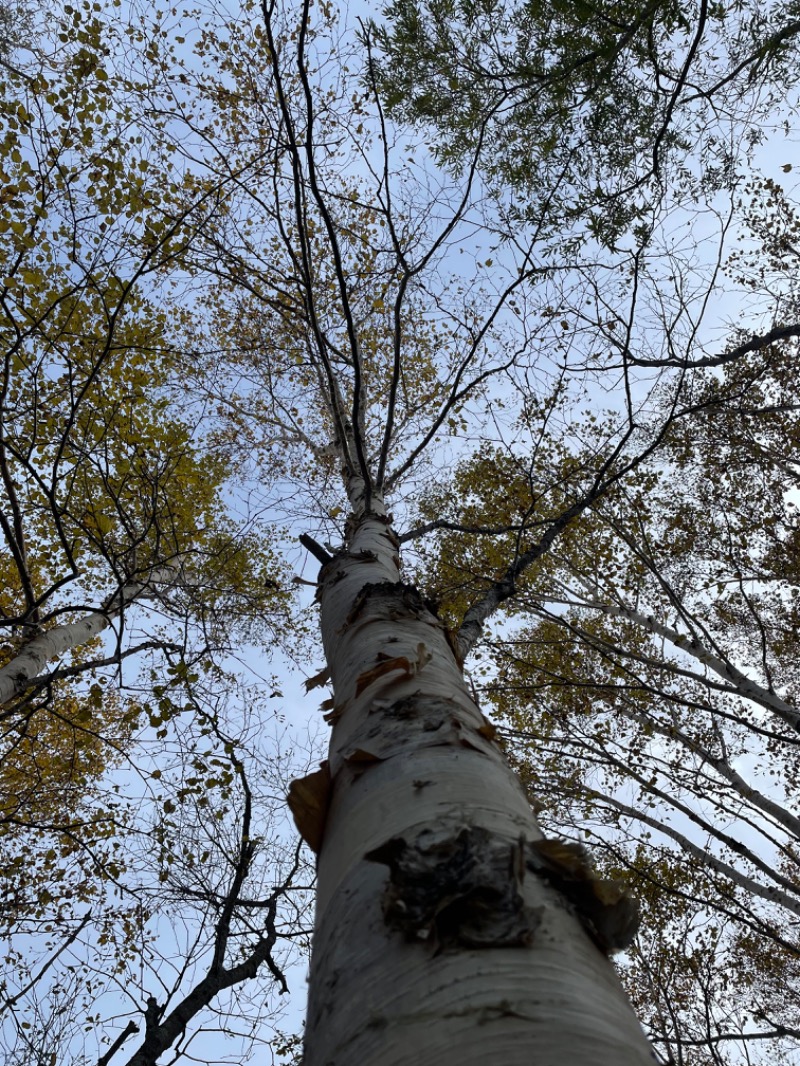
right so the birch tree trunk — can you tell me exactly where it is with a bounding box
[0,561,183,707]
[299,508,655,1066]
[580,591,800,731]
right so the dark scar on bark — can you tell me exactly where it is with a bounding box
[344,582,435,626]
[365,826,541,949]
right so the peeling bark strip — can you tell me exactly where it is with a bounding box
[287,762,332,854]
[301,510,655,1066]
[527,838,641,954]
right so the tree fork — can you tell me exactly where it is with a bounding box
[296,512,655,1066]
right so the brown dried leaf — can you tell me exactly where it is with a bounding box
[591,879,628,906]
[529,837,592,879]
[526,837,640,953]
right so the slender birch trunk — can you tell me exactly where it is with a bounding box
[582,592,800,731]
[0,562,182,707]
[299,508,655,1066]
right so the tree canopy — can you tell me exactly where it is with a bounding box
[1,0,800,1062]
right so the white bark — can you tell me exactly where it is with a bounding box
[595,790,800,918]
[614,698,800,841]
[0,561,184,707]
[302,513,655,1066]
[572,579,800,732]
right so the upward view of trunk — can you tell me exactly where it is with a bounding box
[299,503,654,1066]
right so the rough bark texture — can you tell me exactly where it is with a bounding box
[302,513,655,1066]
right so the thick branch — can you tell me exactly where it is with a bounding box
[456,489,607,658]
[121,932,286,1066]
[625,322,800,369]
[399,518,532,544]
[98,1022,139,1066]
[300,533,333,565]
[120,757,299,1066]
[577,589,800,732]
[121,860,295,1066]
[0,561,184,707]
